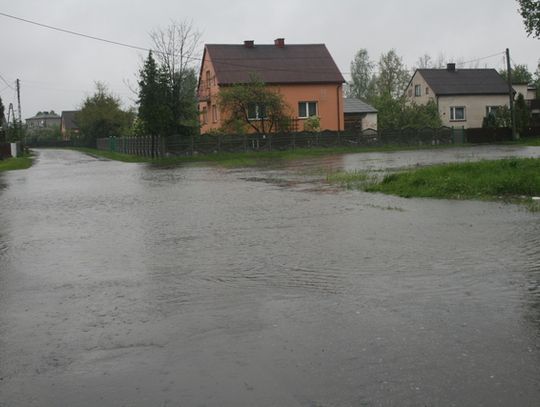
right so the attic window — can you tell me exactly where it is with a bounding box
[414,84,421,97]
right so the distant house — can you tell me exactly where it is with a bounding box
[197,38,345,133]
[404,64,510,128]
[343,98,377,131]
[25,111,61,131]
[60,110,80,140]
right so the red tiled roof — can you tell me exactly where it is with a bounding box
[205,43,345,85]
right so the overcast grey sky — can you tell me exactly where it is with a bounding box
[0,0,538,119]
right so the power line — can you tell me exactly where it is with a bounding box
[456,51,505,67]
[0,11,154,54]
[0,72,15,90]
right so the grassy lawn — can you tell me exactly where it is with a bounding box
[0,155,33,172]
[328,158,540,210]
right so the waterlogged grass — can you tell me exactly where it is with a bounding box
[71,143,465,168]
[326,170,378,190]
[0,155,33,172]
[367,158,540,200]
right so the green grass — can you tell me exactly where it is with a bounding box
[336,158,540,204]
[0,155,33,172]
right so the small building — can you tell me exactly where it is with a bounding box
[60,110,80,140]
[197,38,345,133]
[343,98,377,131]
[25,111,61,130]
[404,64,510,128]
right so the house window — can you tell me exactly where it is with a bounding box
[414,85,421,97]
[425,87,429,95]
[206,70,211,89]
[247,103,267,120]
[298,101,317,118]
[212,105,218,122]
[202,107,208,124]
[486,106,500,116]
[450,106,466,121]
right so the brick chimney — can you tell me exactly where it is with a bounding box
[447,63,456,72]
[244,40,254,48]
[274,38,285,48]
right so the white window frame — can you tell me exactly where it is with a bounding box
[298,101,318,118]
[450,106,466,121]
[414,84,421,97]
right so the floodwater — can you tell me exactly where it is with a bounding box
[0,147,539,406]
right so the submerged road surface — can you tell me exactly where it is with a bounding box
[0,148,539,406]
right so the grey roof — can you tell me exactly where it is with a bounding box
[417,68,509,95]
[205,43,345,85]
[26,111,61,121]
[61,110,80,129]
[343,98,377,114]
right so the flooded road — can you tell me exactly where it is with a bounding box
[1,148,539,406]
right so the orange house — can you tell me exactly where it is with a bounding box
[197,38,345,133]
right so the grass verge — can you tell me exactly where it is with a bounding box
[0,155,33,172]
[328,158,540,207]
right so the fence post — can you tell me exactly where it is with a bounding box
[218,134,221,153]
[292,132,296,151]
[243,134,247,152]
[269,134,272,151]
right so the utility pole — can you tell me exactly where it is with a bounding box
[506,48,517,140]
[16,78,23,142]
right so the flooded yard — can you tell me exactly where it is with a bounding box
[0,147,539,406]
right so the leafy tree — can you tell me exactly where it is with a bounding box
[374,50,410,99]
[517,0,540,38]
[218,77,291,134]
[372,95,441,130]
[499,64,534,84]
[515,93,530,134]
[347,49,376,101]
[76,82,133,145]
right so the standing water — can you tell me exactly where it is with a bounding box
[0,148,539,406]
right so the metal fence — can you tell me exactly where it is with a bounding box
[94,127,462,158]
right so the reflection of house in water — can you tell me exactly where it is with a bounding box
[60,110,80,140]
[25,111,61,131]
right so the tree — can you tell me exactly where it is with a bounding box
[347,49,376,101]
[148,20,201,137]
[499,64,534,84]
[218,77,291,134]
[138,51,170,137]
[76,82,133,145]
[514,93,530,134]
[0,96,5,142]
[374,50,410,99]
[517,0,540,38]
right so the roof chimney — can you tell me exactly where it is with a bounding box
[447,63,456,72]
[274,38,285,48]
[244,40,254,48]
